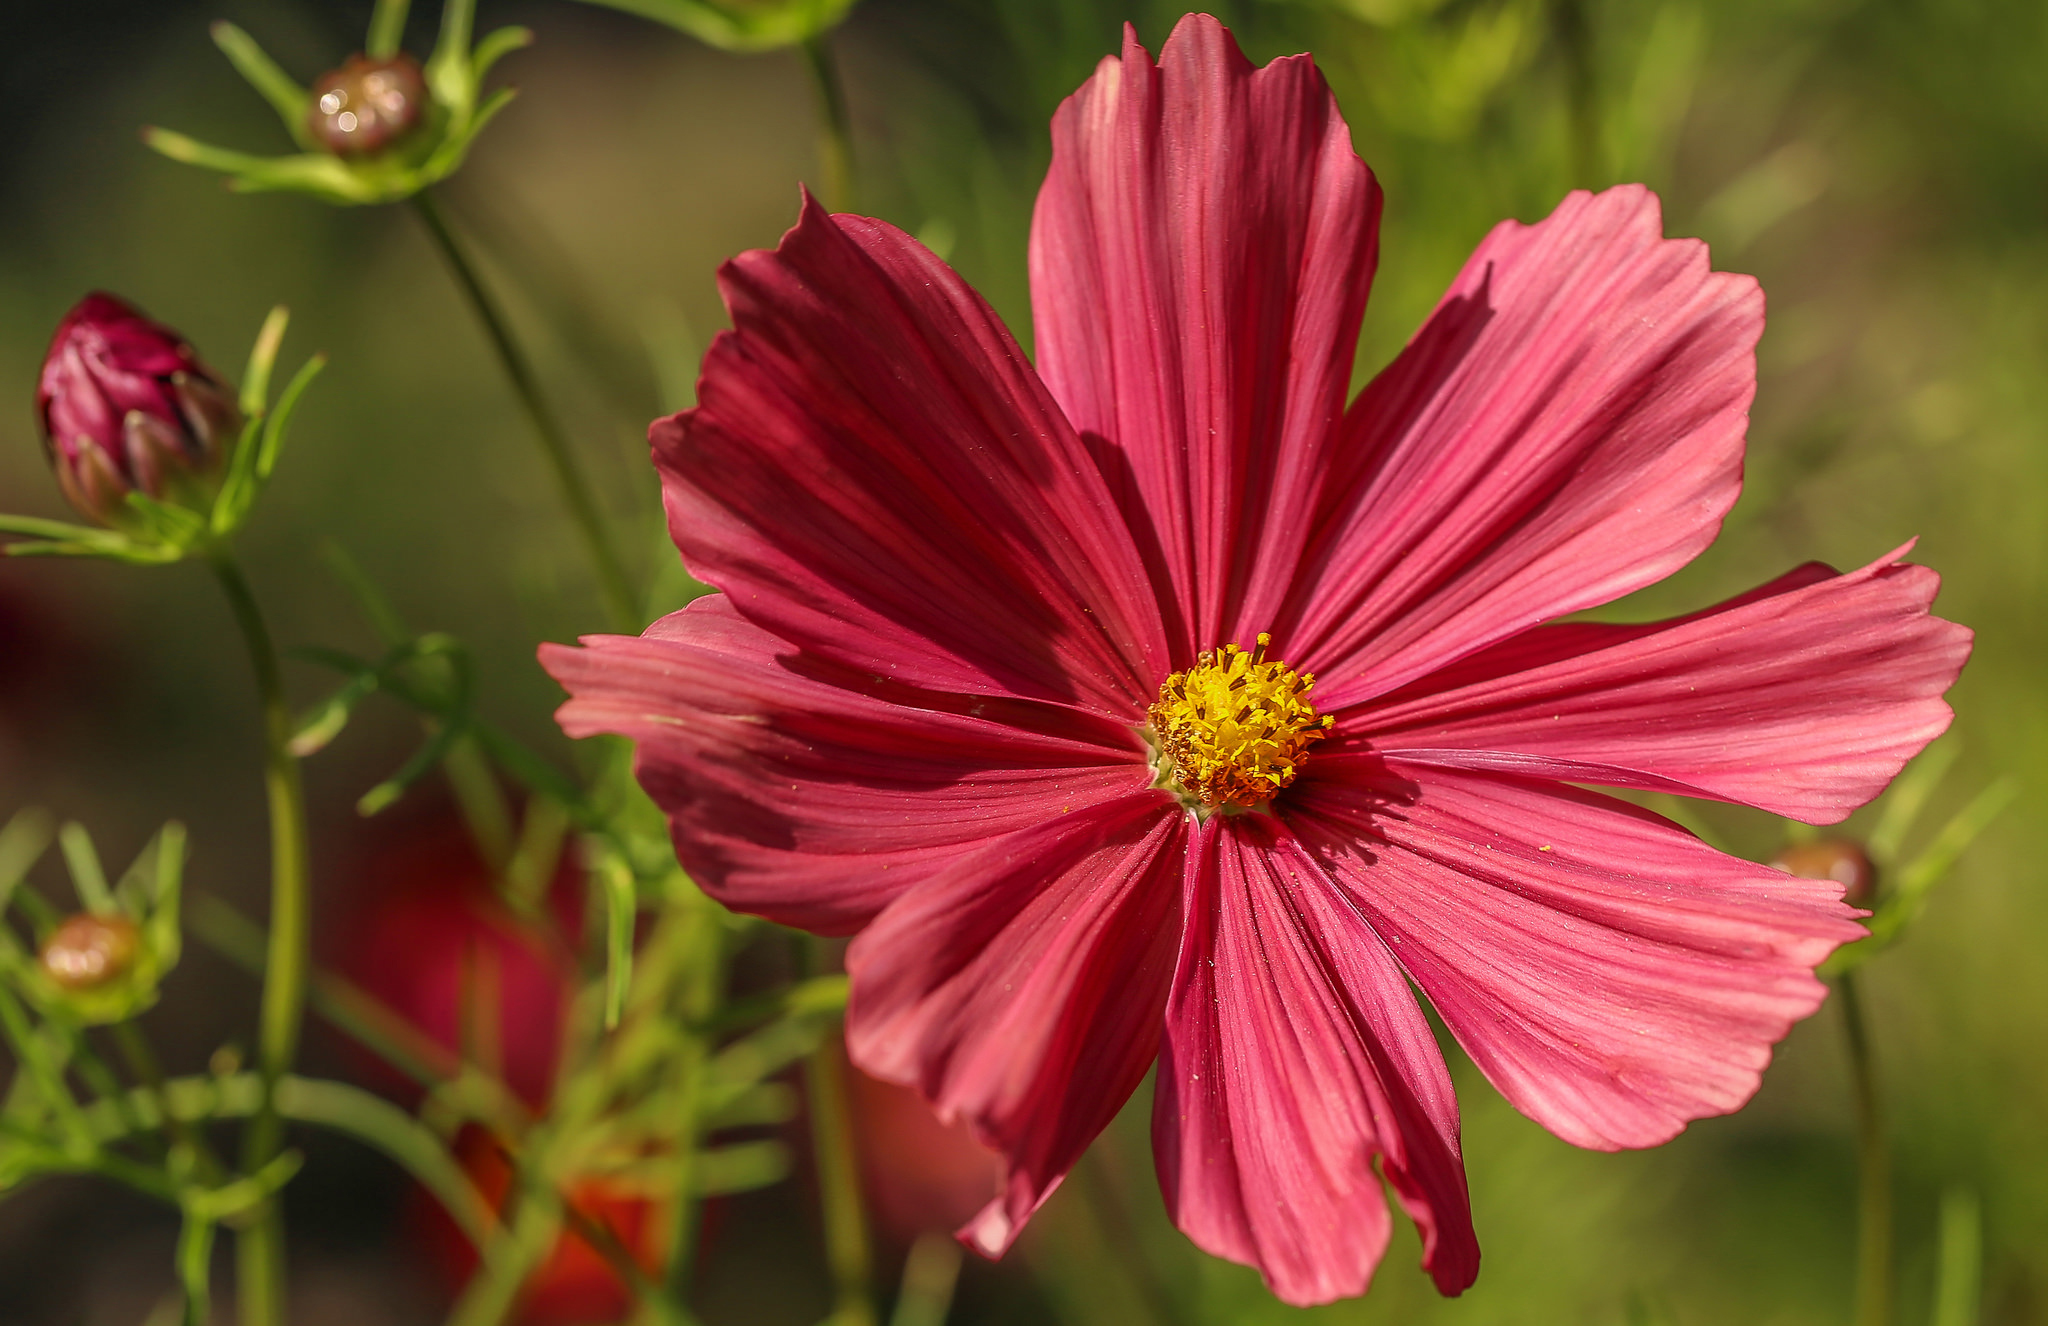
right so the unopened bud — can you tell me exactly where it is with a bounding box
[36,294,242,527]
[39,913,141,991]
[308,54,428,156]
[1770,838,1877,906]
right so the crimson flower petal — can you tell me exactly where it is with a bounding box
[1030,13,1383,656]
[1155,816,1477,1307]
[542,596,1146,934]
[1291,764,1863,1149]
[660,198,1168,716]
[1359,546,1970,823]
[845,795,1184,1257]
[1292,185,1761,708]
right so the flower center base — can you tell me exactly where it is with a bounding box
[1147,633,1331,817]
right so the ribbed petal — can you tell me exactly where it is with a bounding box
[845,794,1184,1256]
[1029,13,1382,658]
[1290,763,1863,1150]
[660,198,1169,718]
[542,596,1148,934]
[1357,546,1971,823]
[1154,815,1477,1306]
[1289,185,1761,709]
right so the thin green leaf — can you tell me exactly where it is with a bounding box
[290,668,384,758]
[428,0,479,96]
[784,972,849,1017]
[182,1148,302,1221]
[699,1081,797,1130]
[5,537,182,564]
[504,796,569,915]
[119,491,206,550]
[0,811,54,920]
[143,824,186,974]
[8,885,57,934]
[57,823,113,916]
[219,154,382,202]
[239,305,290,418]
[209,415,269,535]
[358,719,469,816]
[277,1075,498,1249]
[1885,778,2017,917]
[423,88,519,179]
[143,127,279,175]
[318,542,411,646]
[367,0,413,59]
[603,855,635,1030]
[470,25,533,81]
[1869,739,1962,864]
[208,22,315,147]
[256,353,325,482]
[0,514,117,543]
[693,1139,790,1194]
[575,0,856,51]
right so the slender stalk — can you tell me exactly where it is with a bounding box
[803,940,874,1326]
[1078,1147,1183,1326]
[1839,971,1891,1326]
[448,1173,564,1326]
[800,35,856,213]
[888,1232,962,1326]
[1551,0,1602,188]
[210,551,310,1326]
[409,190,638,632]
[660,895,725,1305]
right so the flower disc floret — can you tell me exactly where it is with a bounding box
[1148,633,1331,814]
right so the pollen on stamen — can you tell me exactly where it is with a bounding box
[1145,632,1333,816]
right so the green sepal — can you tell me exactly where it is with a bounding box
[574,0,857,52]
[209,21,317,150]
[367,0,413,60]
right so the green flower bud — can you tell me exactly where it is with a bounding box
[38,912,141,990]
[308,54,428,157]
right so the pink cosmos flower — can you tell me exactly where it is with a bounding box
[541,14,1969,1306]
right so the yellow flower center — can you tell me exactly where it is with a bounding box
[1146,633,1332,816]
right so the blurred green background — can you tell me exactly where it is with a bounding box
[0,0,2040,1321]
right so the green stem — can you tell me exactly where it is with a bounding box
[800,35,856,213]
[660,896,726,1306]
[1840,971,1891,1326]
[448,1172,564,1326]
[210,551,310,1326]
[410,190,639,632]
[803,941,874,1326]
[1551,0,1602,188]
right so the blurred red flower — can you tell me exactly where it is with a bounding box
[846,1052,1002,1245]
[338,815,658,1323]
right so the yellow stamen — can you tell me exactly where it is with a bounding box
[1146,632,1332,817]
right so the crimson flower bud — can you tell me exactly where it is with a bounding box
[308,54,428,156]
[1770,838,1877,906]
[35,293,242,528]
[39,913,141,991]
